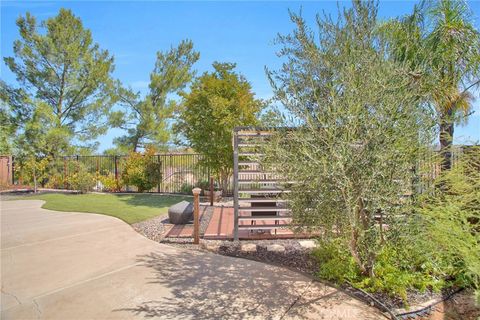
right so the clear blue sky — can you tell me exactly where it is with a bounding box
[1,1,479,152]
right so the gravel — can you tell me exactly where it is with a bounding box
[132,205,214,245]
[201,239,320,274]
[132,215,169,242]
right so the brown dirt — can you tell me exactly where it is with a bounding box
[420,291,480,320]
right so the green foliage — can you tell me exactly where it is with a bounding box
[312,240,446,304]
[176,62,263,191]
[114,40,199,152]
[45,173,65,189]
[311,149,480,304]
[121,148,161,192]
[312,240,359,284]
[1,9,116,157]
[179,182,194,194]
[98,173,121,192]
[265,1,434,278]
[415,148,480,301]
[16,156,51,192]
[68,163,96,193]
[381,0,480,169]
[196,180,210,191]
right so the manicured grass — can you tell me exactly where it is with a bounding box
[15,193,192,224]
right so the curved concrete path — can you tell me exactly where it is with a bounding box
[1,200,384,320]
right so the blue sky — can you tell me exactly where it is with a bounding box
[1,1,479,152]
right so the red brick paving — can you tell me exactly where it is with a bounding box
[165,205,315,240]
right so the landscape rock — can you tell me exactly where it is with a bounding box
[266,244,285,252]
[168,201,193,224]
[241,243,257,252]
[298,240,317,249]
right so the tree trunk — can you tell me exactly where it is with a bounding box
[439,110,454,171]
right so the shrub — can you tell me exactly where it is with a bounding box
[312,240,359,284]
[312,240,445,304]
[121,147,161,192]
[180,182,194,194]
[68,164,96,193]
[45,173,64,189]
[264,2,434,279]
[415,148,480,302]
[311,149,480,304]
[98,173,121,192]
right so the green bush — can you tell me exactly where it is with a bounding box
[121,147,161,192]
[415,148,480,302]
[180,182,194,194]
[99,173,120,192]
[312,240,359,284]
[197,180,210,191]
[311,149,480,305]
[45,173,64,189]
[312,240,445,304]
[68,164,96,193]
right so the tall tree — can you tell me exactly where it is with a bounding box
[2,9,117,157]
[113,40,199,152]
[176,62,263,192]
[265,1,434,277]
[382,0,480,170]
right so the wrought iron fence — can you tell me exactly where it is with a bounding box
[13,153,234,195]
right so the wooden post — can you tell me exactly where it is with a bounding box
[209,176,214,206]
[192,187,201,244]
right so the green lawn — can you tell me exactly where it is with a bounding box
[15,193,192,224]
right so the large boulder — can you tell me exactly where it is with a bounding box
[168,201,194,224]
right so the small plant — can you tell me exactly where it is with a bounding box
[99,173,121,192]
[16,156,51,193]
[45,173,64,189]
[180,182,194,194]
[121,147,161,192]
[197,180,210,191]
[68,164,96,193]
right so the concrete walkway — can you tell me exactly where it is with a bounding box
[1,200,384,319]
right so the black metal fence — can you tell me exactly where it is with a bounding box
[14,153,234,195]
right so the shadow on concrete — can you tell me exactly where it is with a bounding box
[114,250,320,319]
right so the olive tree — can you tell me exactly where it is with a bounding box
[264,1,435,277]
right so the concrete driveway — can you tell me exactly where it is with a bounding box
[1,199,384,320]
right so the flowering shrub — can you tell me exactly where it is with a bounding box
[121,147,161,192]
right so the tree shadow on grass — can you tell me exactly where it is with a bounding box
[113,250,381,319]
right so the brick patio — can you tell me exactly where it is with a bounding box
[165,205,312,240]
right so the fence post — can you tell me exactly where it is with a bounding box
[10,155,14,185]
[63,157,67,189]
[209,176,214,206]
[76,155,79,173]
[192,187,201,244]
[114,155,118,187]
[157,155,161,193]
